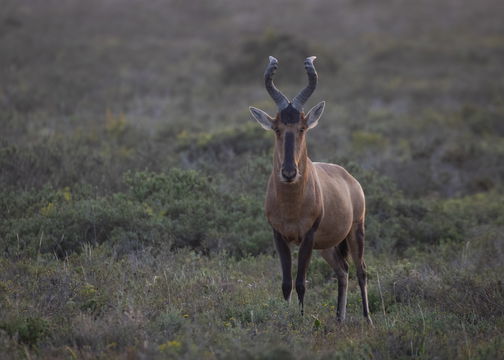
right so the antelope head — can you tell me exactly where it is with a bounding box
[249,56,325,183]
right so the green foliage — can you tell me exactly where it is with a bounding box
[0,122,155,191]
[0,317,49,347]
[77,282,109,314]
[152,310,184,338]
[1,188,160,257]
[351,130,389,153]
[176,123,272,167]
[342,162,441,252]
[0,169,270,257]
[124,169,271,255]
[2,155,502,258]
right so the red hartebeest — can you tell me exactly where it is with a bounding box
[249,56,372,324]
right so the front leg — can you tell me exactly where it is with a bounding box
[273,230,292,302]
[295,223,317,315]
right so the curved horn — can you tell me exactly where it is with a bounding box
[264,56,289,111]
[291,56,318,111]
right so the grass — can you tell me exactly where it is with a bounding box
[0,239,502,359]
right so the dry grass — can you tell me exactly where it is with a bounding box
[0,239,502,359]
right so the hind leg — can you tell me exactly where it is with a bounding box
[347,221,373,324]
[320,242,349,322]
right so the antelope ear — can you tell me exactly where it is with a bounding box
[305,101,325,129]
[249,107,274,130]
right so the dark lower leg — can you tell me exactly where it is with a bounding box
[335,244,349,321]
[296,227,316,315]
[274,230,292,301]
[336,271,348,321]
[353,222,373,324]
[336,264,348,322]
[320,244,349,322]
[357,264,372,322]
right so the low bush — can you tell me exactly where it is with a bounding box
[0,316,49,347]
[3,157,500,259]
[0,169,270,258]
[341,161,504,253]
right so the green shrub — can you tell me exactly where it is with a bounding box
[342,161,482,253]
[0,121,159,192]
[4,160,496,258]
[0,316,49,347]
[2,190,162,257]
[175,123,273,176]
[0,169,270,258]
[351,130,389,153]
[124,169,270,256]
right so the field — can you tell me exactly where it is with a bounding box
[1,0,503,358]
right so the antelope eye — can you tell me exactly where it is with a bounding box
[299,128,305,133]
[274,128,280,135]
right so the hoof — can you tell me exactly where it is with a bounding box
[298,302,305,316]
[366,316,374,327]
[282,282,292,302]
[336,310,346,323]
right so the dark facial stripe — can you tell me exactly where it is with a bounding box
[283,131,296,172]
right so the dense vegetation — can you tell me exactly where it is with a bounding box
[1,0,503,358]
